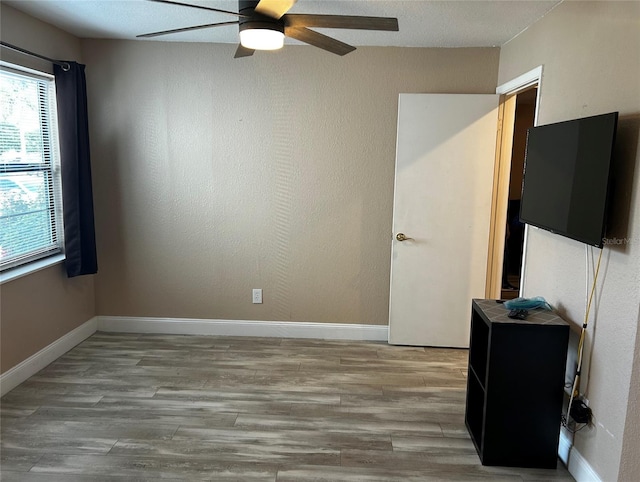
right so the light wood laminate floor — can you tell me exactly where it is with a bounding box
[1,333,574,481]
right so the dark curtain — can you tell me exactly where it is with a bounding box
[54,62,97,277]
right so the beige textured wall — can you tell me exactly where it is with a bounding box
[0,265,96,372]
[620,305,640,481]
[0,4,96,374]
[499,2,640,480]
[83,40,499,324]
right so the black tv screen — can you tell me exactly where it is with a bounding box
[520,112,618,248]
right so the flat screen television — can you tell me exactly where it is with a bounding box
[519,112,618,248]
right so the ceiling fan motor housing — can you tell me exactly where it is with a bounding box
[238,0,284,35]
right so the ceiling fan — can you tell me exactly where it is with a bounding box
[138,0,399,58]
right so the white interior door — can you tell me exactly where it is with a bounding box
[388,94,499,347]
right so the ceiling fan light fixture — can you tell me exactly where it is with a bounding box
[140,0,399,59]
[239,28,284,50]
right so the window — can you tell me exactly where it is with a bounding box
[0,64,63,271]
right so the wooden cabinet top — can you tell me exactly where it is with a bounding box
[472,299,569,327]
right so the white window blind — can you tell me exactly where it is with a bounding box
[0,64,64,271]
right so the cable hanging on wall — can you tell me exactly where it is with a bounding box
[564,245,603,431]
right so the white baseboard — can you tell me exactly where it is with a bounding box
[559,431,602,482]
[558,430,572,466]
[0,317,98,396]
[97,316,389,342]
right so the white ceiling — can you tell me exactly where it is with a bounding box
[5,0,561,48]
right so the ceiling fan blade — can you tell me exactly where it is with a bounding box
[234,44,255,58]
[285,26,356,56]
[148,0,248,18]
[255,0,297,19]
[285,14,399,31]
[137,21,239,38]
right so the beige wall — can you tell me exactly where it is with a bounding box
[620,305,640,480]
[499,2,640,480]
[0,5,96,374]
[0,265,95,372]
[83,40,499,324]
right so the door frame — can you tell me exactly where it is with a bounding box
[485,66,543,298]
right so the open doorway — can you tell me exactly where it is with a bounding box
[485,68,541,301]
[501,87,537,300]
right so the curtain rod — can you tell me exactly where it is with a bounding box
[0,41,70,71]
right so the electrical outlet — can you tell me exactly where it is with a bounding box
[252,289,262,304]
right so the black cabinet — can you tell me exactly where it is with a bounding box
[465,299,570,469]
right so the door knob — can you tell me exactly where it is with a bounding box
[396,233,413,241]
